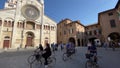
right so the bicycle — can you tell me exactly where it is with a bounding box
[62,48,77,61]
[27,50,56,68]
[85,53,99,68]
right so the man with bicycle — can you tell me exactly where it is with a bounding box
[87,40,97,64]
[66,41,75,57]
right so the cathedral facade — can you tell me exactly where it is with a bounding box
[0,0,57,49]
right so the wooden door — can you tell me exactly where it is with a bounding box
[26,37,32,46]
[3,40,10,48]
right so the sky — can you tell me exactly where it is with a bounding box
[0,0,119,25]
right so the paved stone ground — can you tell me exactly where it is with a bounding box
[0,47,120,68]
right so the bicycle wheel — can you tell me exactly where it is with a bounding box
[62,53,68,61]
[85,60,92,68]
[27,55,36,64]
[48,56,56,66]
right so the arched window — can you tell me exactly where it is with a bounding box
[48,25,50,30]
[4,20,7,27]
[20,22,22,28]
[8,21,11,27]
[17,22,19,28]
[44,25,46,29]
[5,36,10,38]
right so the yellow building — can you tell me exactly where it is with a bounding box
[98,0,120,44]
[57,1,120,47]
[0,0,57,49]
[57,19,85,46]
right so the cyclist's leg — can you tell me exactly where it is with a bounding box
[93,53,97,64]
[42,53,48,65]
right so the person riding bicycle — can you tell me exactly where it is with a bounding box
[66,41,75,57]
[42,43,52,68]
[87,40,97,64]
[34,44,44,60]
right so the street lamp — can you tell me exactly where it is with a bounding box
[40,3,44,45]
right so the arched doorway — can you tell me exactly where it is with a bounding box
[3,36,10,48]
[108,32,120,42]
[69,37,76,45]
[26,32,34,47]
[89,37,101,46]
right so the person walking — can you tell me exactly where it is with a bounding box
[103,41,108,50]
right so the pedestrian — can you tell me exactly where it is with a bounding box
[111,42,115,51]
[103,41,108,50]
[51,43,55,52]
[60,43,64,51]
[55,43,58,51]
[42,43,52,68]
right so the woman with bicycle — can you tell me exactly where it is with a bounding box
[42,43,52,68]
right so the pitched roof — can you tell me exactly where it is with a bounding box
[115,0,120,9]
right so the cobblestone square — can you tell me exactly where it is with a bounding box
[0,47,120,68]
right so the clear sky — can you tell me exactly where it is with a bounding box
[0,0,119,25]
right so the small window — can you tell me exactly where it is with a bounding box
[110,20,116,28]
[4,20,7,27]
[8,21,11,27]
[108,12,113,16]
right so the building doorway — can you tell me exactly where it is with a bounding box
[69,37,76,46]
[3,36,10,48]
[26,32,34,47]
[108,32,120,42]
